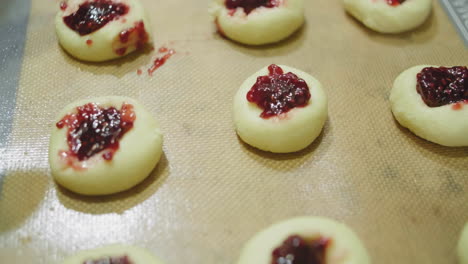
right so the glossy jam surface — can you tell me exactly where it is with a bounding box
[63,0,129,36]
[83,255,133,264]
[225,0,279,14]
[247,64,311,118]
[272,235,329,264]
[386,0,405,6]
[56,102,136,161]
[416,66,468,107]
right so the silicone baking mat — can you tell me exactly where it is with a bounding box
[1,0,467,263]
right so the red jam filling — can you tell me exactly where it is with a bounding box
[83,255,133,264]
[148,49,176,76]
[451,100,468,110]
[416,66,468,107]
[247,64,311,118]
[386,0,405,6]
[118,21,149,48]
[116,47,127,55]
[56,102,135,162]
[225,0,279,15]
[114,21,149,55]
[63,0,129,36]
[272,235,330,264]
[60,1,68,11]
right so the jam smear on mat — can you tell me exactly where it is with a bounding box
[416,66,468,107]
[272,235,330,264]
[63,0,129,36]
[83,255,134,264]
[247,64,311,118]
[225,0,279,14]
[148,48,176,76]
[56,102,135,162]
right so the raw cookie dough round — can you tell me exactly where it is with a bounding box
[458,223,468,264]
[390,65,468,147]
[56,0,152,62]
[343,0,432,33]
[233,64,328,153]
[237,217,371,264]
[62,244,164,264]
[49,96,163,195]
[211,0,304,45]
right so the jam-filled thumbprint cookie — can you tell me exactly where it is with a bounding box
[212,0,305,45]
[233,64,328,153]
[56,0,152,61]
[237,217,371,264]
[62,244,165,264]
[343,0,432,33]
[390,65,468,146]
[49,96,163,195]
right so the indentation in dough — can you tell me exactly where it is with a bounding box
[236,217,371,264]
[390,65,468,147]
[49,96,163,196]
[56,0,152,61]
[343,0,432,33]
[211,0,304,45]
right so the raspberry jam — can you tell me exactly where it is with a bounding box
[56,102,136,162]
[84,255,133,264]
[225,0,279,15]
[63,0,129,36]
[272,235,329,264]
[416,66,468,107]
[386,0,405,6]
[114,21,149,56]
[60,1,68,11]
[119,21,148,47]
[247,64,311,118]
[116,47,127,55]
[148,49,176,76]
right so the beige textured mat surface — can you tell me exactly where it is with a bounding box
[1,0,468,263]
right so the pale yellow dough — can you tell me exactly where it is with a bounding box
[233,65,328,153]
[62,244,164,264]
[211,0,304,45]
[237,217,371,264]
[390,65,468,147]
[459,223,468,264]
[55,0,152,62]
[343,0,432,33]
[49,96,163,195]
